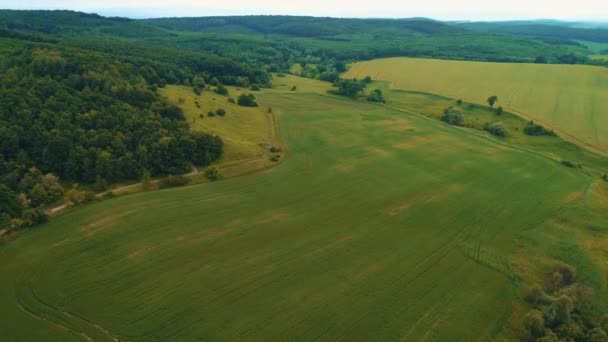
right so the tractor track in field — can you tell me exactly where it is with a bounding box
[16,261,121,342]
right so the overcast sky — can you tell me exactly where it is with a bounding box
[3,0,608,21]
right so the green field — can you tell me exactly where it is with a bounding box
[1,78,607,340]
[345,57,608,154]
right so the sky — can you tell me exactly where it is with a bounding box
[2,0,608,21]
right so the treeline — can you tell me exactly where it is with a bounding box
[0,47,223,232]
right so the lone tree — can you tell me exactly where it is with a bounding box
[487,95,498,108]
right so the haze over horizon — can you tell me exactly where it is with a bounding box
[3,0,608,21]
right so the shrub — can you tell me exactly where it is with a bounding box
[585,328,608,342]
[524,121,557,136]
[214,84,229,96]
[456,99,463,105]
[486,122,507,137]
[64,188,95,207]
[207,111,215,117]
[193,86,202,95]
[561,160,581,169]
[550,262,577,289]
[496,106,504,115]
[215,108,226,116]
[526,284,550,305]
[159,175,189,189]
[237,93,258,107]
[204,167,222,181]
[367,89,386,103]
[524,309,546,338]
[269,146,282,153]
[441,108,464,126]
[250,84,261,91]
[228,97,236,104]
[291,85,297,91]
[271,155,281,162]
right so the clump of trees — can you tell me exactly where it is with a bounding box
[524,121,557,137]
[367,89,386,103]
[330,78,367,98]
[485,122,507,137]
[522,262,608,341]
[237,93,258,107]
[441,107,464,126]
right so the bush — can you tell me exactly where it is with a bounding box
[456,99,463,105]
[204,167,222,181]
[269,146,282,153]
[215,108,226,116]
[271,155,281,162]
[367,89,386,103]
[524,121,557,136]
[486,122,507,137]
[159,175,189,189]
[495,106,504,115]
[561,160,580,169]
[250,84,260,91]
[237,93,258,107]
[290,85,297,91]
[524,309,546,338]
[64,188,95,207]
[526,284,550,305]
[550,262,577,289]
[193,86,202,95]
[214,84,229,96]
[207,111,215,117]
[228,97,236,104]
[441,107,464,126]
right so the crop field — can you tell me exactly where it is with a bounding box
[345,57,608,153]
[2,78,606,341]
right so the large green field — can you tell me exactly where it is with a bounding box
[345,57,608,154]
[1,79,606,340]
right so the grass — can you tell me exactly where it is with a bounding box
[345,57,608,154]
[1,76,607,341]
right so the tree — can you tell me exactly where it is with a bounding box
[204,167,222,181]
[441,108,464,126]
[586,328,608,342]
[495,106,504,115]
[487,95,498,108]
[367,89,386,103]
[192,75,206,88]
[215,84,229,96]
[141,169,152,190]
[523,309,545,338]
[237,93,258,107]
[486,122,507,137]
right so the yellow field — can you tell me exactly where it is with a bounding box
[345,57,608,153]
[160,85,271,163]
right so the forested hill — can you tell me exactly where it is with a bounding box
[0,9,607,231]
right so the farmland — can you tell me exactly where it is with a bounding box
[345,57,608,154]
[1,77,606,340]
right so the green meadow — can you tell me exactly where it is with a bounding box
[1,77,607,340]
[345,57,608,154]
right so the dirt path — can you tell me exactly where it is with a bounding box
[44,166,200,216]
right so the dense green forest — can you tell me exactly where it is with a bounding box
[1,9,607,232]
